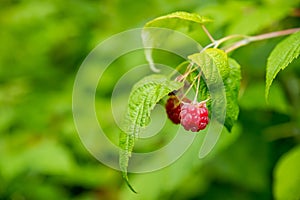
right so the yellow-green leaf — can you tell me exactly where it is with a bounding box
[145,11,212,29]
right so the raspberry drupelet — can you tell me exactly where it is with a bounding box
[180,102,209,132]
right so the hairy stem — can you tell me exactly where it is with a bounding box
[225,28,300,53]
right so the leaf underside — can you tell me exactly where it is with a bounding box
[265,31,300,100]
[119,74,183,193]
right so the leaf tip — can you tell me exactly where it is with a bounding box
[123,173,138,194]
[265,78,272,104]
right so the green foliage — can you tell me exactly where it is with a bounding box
[199,0,300,35]
[274,145,300,200]
[188,49,241,131]
[239,82,289,114]
[119,74,183,192]
[1,0,300,199]
[265,31,300,100]
[1,140,74,178]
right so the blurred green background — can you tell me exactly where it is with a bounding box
[1,0,300,199]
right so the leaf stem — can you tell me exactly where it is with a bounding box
[201,42,215,52]
[201,34,248,52]
[193,73,201,103]
[176,63,196,83]
[225,28,300,53]
[123,174,137,193]
[180,76,197,102]
[168,60,190,79]
[202,25,215,42]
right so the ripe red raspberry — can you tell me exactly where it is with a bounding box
[180,102,209,132]
[165,95,191,124]
[165,95,182,124]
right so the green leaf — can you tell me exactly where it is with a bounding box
[145,11,212,29]
[188,49,241,132]
[274,145,300,200]
[119,74,183,193]
[225,58,241,131]
[188,49,229,84]
[265,31,300,100]
[142,11,210,72]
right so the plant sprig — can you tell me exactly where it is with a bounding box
[200,25,300,53]
[120,11,300,193]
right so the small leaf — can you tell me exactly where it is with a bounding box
[205,48,230,80]
[274,146,300,200]
[188,49,241,132]
[188,49,229,84]
[265,31,300,100]
[145,11,212,29]
[119,74,183,192]
[142,12,211,72]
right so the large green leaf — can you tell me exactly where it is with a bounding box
[144,11,212,29]
[265,31,300,100]
[274,146,300,200]
[188,49,241,132]
[119,74,183,193]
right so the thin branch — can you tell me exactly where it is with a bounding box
[201,42,215,52]
[250,28,300,41]
[225,28,300,53]
[201,25,215,42]
[213,34,249,48]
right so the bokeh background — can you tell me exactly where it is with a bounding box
[1,0,300,199]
